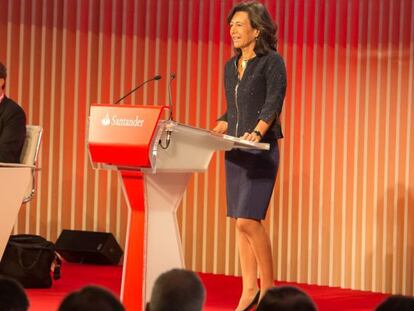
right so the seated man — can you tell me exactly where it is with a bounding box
[58,285,125,311]
[376,295,414,311]
[0,62,26,163]
[256,286,317,311]
[146,268,206,311]
[0,275,29,311]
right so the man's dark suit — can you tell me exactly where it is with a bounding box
[0,96,26,163]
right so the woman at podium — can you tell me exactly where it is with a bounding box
[213,2,287,310]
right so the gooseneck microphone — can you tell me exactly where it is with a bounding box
[159,72,177,150]
[168,72,176,120]
[114,74,162,104]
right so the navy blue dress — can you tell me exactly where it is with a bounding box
[220,51,287,220]
[225,141,279,220]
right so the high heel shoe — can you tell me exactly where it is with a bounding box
[240,291,260,311]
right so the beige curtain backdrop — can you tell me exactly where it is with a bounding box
[1,0,413,295]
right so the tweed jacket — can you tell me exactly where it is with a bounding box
[219,50,287,141]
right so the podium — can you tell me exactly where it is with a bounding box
[87,104,269,310]
[0,164,32,260]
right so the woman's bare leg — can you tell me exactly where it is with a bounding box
[236,218,274,302]
[235,230,259,311]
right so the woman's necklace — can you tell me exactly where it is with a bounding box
[240,54,256,70]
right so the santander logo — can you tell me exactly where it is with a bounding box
[101,112,144,127]
[101,113,111,126]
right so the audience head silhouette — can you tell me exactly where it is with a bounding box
[146,268,205,311]
[256,286,317,311]
[58,285,125,311]
[376,295,414,311]
[0,276,29,311]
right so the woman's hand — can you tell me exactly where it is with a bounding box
[241,131,261,142]
[212,121,228,134]
[241,120,268,142]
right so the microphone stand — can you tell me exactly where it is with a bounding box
[159,73,176,149]
[168,73,176,121]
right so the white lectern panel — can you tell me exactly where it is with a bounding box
[144,172,191,301]
[0,166,31,259]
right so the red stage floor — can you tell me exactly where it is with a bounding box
[26,262,388,310]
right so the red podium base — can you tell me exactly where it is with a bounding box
[120,171,146,310]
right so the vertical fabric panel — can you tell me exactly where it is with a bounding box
[0,0,412,295]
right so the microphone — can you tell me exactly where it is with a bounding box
[114,74,162,104]
[159,73,176,150]
[168,73,176,120]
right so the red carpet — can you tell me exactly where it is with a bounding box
[26,262,388,310]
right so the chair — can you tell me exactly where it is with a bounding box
[19,125,43,203]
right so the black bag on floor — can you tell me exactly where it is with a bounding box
[0,234,61,288]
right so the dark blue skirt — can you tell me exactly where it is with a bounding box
[225,141,279,220]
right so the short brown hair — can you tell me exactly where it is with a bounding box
[148,269,205,311]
